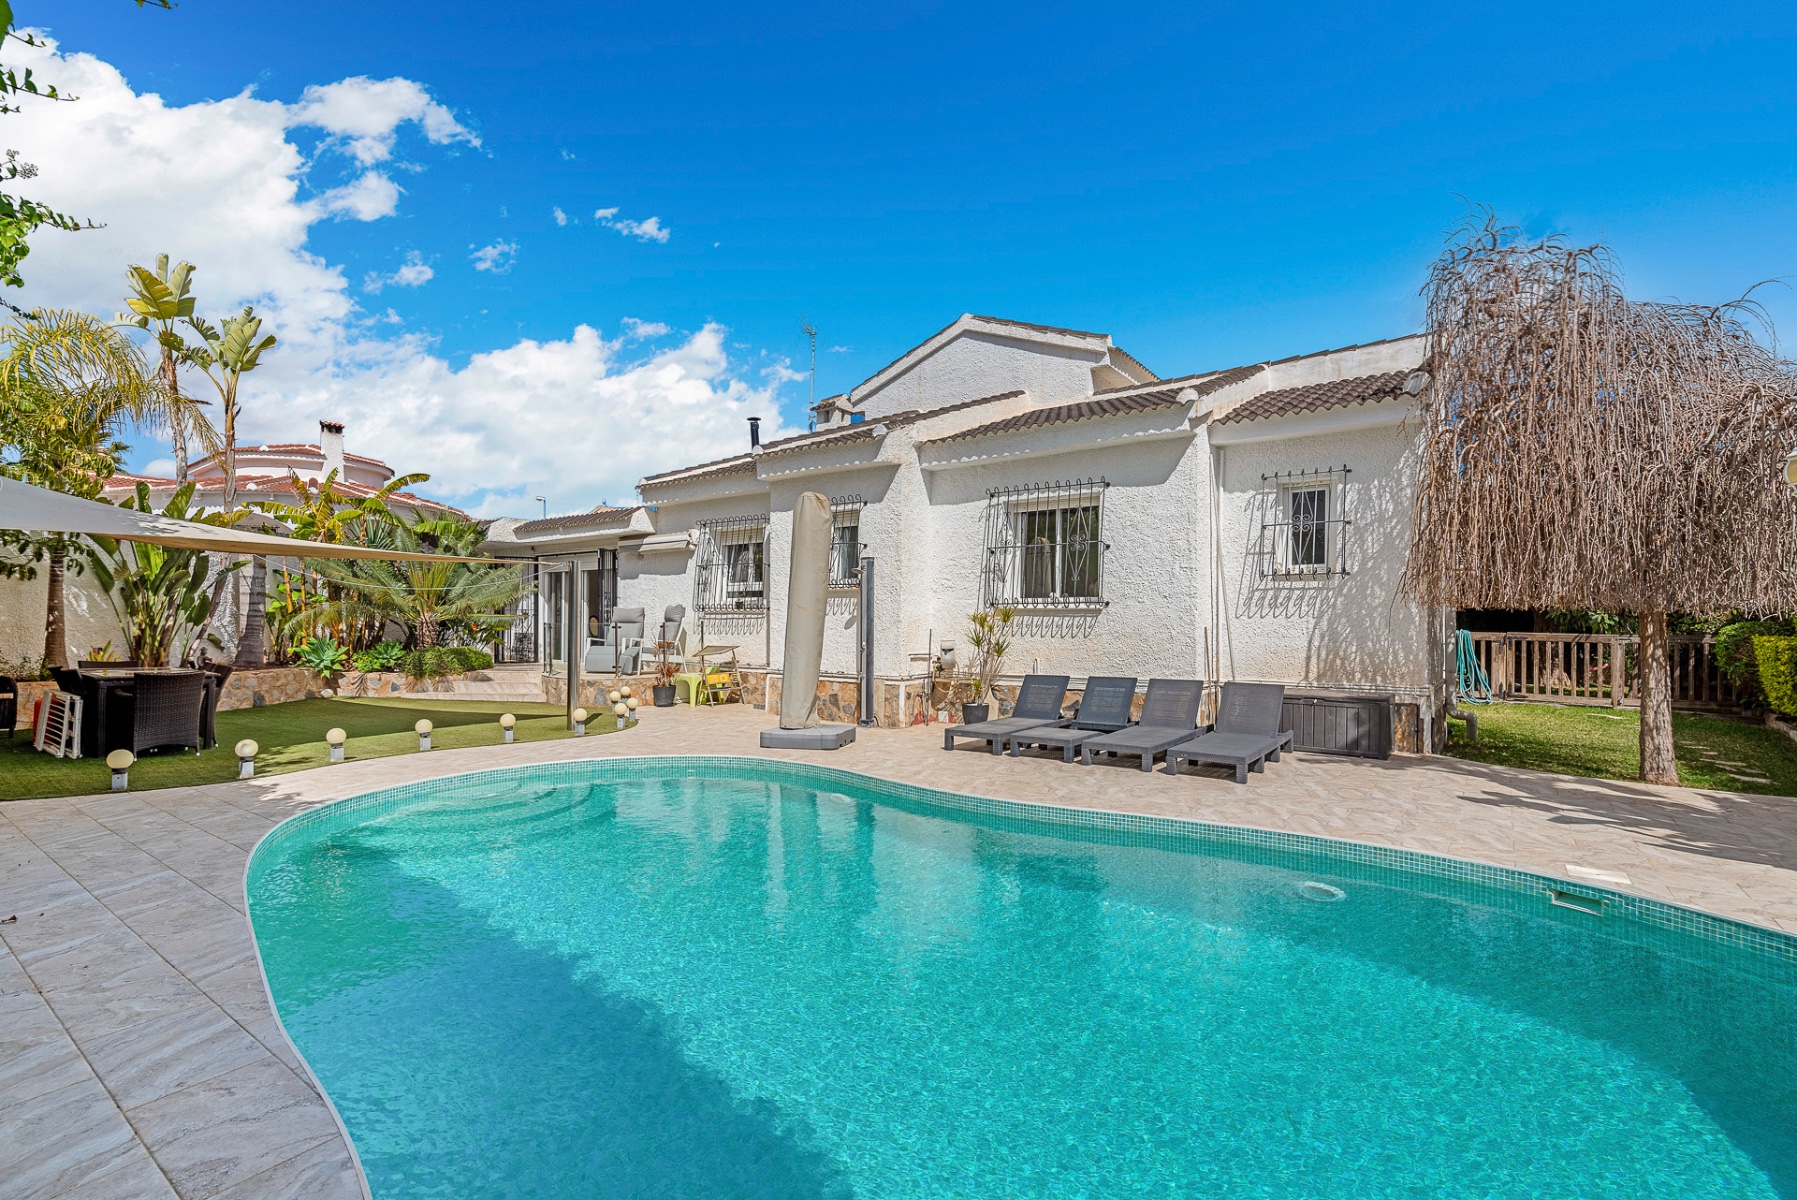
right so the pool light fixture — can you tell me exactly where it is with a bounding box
[415,719,433,751]
[500,712,516,743]
[573,707,588,736]
[235,739,259,778]
[106,749,134,791]
[325,727,347,763]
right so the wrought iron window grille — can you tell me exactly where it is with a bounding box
[695,515,769,613]
[1259,466,1351,577]
[829,494,865,589]
[981,478,1110,609]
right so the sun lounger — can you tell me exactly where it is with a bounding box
[1077,679,1206,771]
[1164,682,1293,783]
[1003,676,1138,762]
[943,674,1071,754]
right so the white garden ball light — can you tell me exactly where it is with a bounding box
[612,701,629,726]
[573,707,589,736]
[325,727,347,764]
[235,740,259,779]
[415,719,432,752]
[107,749,134,791]
[500,712,516,743]
[607,689,622,705]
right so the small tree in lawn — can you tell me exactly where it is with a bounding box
[1405,211,1797,784]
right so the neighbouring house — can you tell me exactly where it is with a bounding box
[482,314,1453,748]
[0,421,462,666]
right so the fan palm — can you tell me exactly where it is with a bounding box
[0,308,209,665]
[304,515,525,650]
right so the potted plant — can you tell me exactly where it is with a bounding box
[958,606,1016,725]
[652,646,678,707]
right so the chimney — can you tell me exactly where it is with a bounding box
[319,420,346,482]
[747,416,762,449]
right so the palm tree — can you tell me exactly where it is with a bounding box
[187,305,276,664]
[306,515,525,651]
[0,309,215,666]
[251,467,429,650]
[117,255,217,479]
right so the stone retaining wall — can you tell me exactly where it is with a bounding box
[217,667,323,710]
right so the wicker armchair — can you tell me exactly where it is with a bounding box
[127,672,207,756]
[0,675,15,739]
[52,667,84,694]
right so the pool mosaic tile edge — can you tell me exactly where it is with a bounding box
[245,755,1797,978]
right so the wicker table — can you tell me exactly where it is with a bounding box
[77,668,209,756]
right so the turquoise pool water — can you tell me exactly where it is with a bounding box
[247,758,1797,1199]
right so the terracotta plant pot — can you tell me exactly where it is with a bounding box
[652,684,676,708]
[961,702,990,726]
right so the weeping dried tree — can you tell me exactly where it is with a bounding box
[1406,212,1797,784]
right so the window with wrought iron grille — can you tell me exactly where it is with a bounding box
[981,479,1108,608]
[1261,467,1350,576]
[828,495,864,588]
[695,516,768,612]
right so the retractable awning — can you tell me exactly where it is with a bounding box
[0,477,500,564]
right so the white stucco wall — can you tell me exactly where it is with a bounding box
[0,570,125,668]
[1211,416,1445,699]
[854,331,1105,421]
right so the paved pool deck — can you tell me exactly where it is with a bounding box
[5,702,1796,1199]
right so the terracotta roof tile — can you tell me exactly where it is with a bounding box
[1213,370,1411,426]
[638,457,758,489]
[510,506,639,537]
[919,391,1191,447]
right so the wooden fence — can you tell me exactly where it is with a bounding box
[1465,633,1737,710]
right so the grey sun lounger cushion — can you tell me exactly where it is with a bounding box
[943,674,1071,754]
[1164,682,1294,783]
[1004,676,1139,762]
[1077,678,1207,771]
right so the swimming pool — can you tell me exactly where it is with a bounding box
[247,757,1797,1199]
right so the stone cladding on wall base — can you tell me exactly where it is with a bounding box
[217,667,324,710]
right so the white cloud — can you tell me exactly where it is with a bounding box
[552,206,569,226]
[594,206,671,243]
[2,35,789,514]
[286,76,478,166]
[469,240,517,273]
[363,251,433,294]
[828,344,852,353]
[309,171,401,221]
[620,317,669,341]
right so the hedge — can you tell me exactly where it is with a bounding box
[1752,636,1797,717]
[401,646,494,680]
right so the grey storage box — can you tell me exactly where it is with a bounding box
[1280,691,1393,759]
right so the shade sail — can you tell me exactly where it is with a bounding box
[0,477,500,563]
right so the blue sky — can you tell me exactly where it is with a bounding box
[28,0,1797,505]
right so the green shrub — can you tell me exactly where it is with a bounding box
[295,637,349,676]
[1714,619,1791,705]
[399,646,492,680]
[350,640,407,673]
[1752,636,1797,717]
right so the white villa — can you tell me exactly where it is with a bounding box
[482,315,1451,750]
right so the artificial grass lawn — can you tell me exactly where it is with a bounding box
[1443,701,1797,796]
[0,697,619,801]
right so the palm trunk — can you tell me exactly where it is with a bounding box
[235,555,268,666]
[43,544,68,668]
[417,612,440,649]
[172,422,188,481]
[1638,610,1677,785]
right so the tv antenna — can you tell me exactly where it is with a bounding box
[800,317,818,430]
